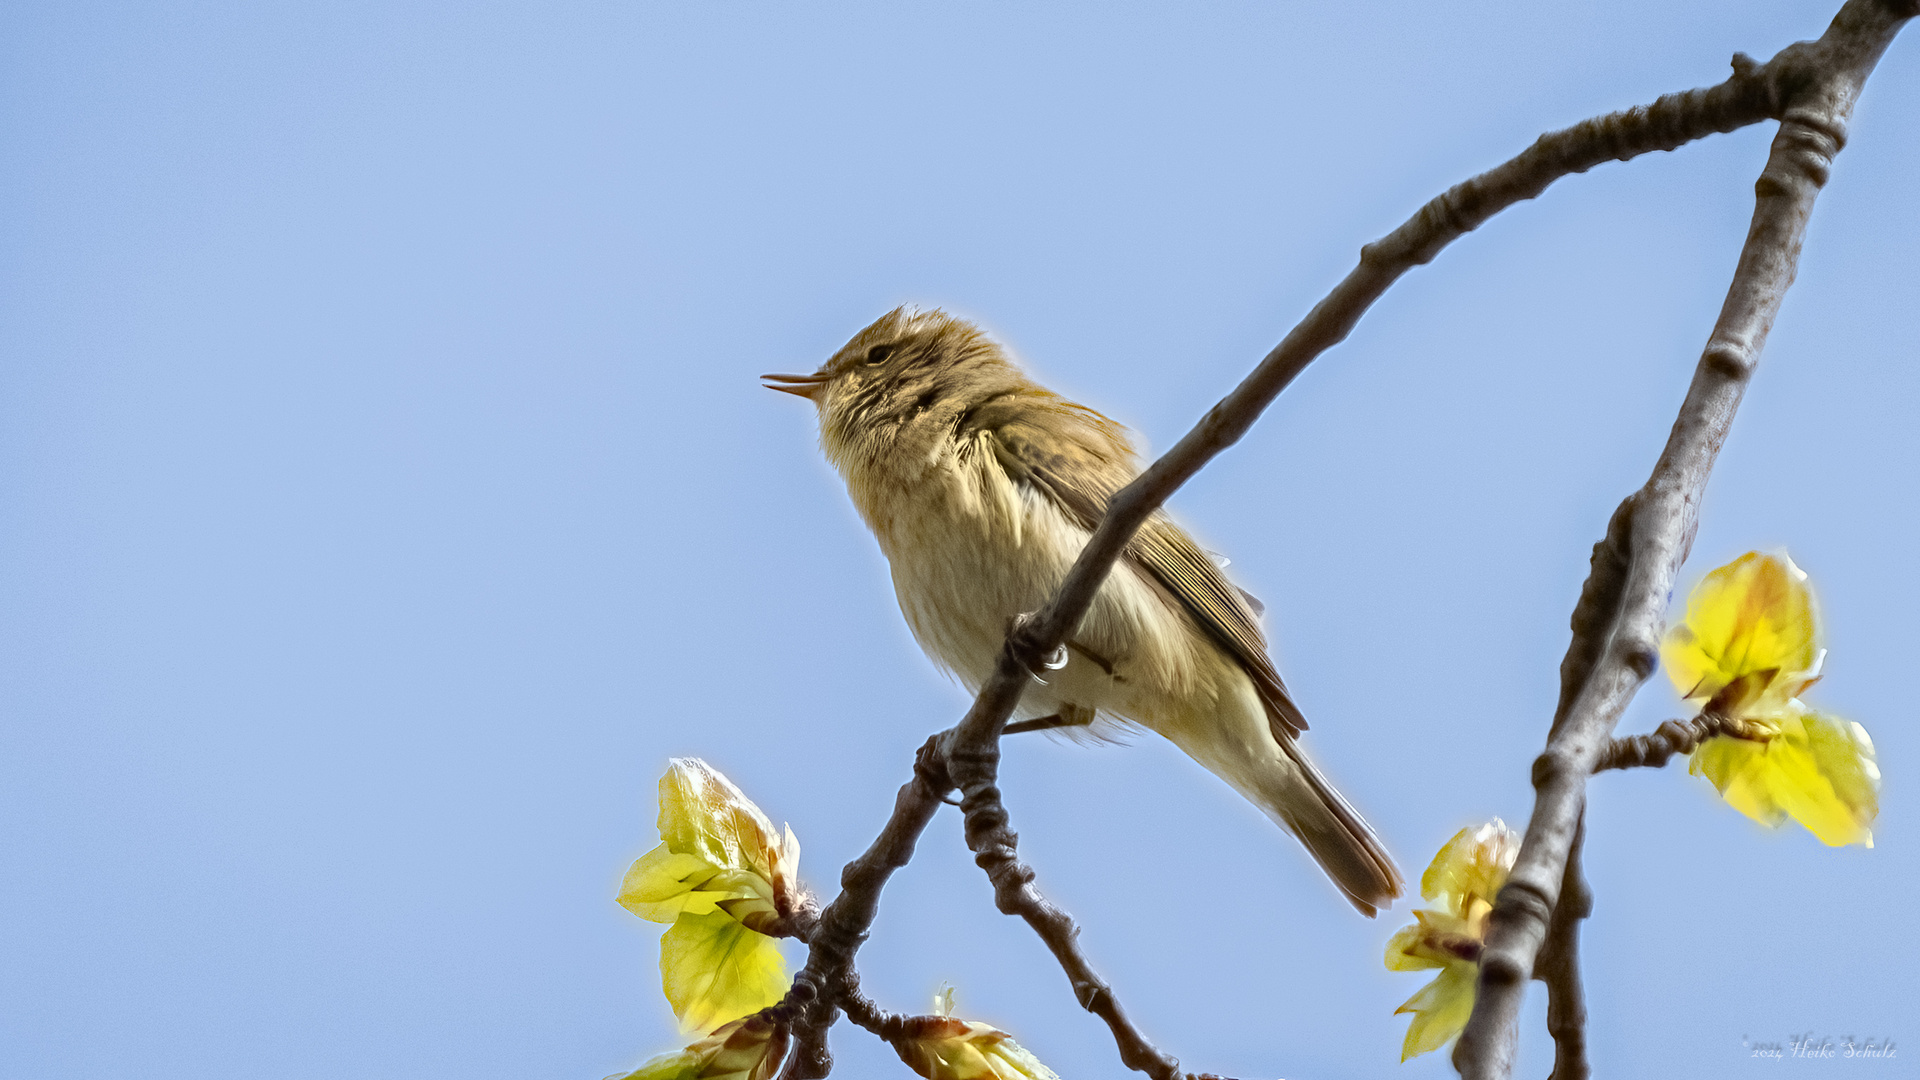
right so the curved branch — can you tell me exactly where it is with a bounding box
[936,0,1852,889]
[1453,3,1916,1077]
[969,15,1820,701]
[950,757,1186,1079]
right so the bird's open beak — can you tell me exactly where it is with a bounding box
[761,371,830,400]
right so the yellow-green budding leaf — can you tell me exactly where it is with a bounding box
[618,758,803,935]
[892,989,1059,1080]
[1661,551,1819,708]
[609,1014,789,1080]
[1384,820,1520,1062]
[618,759,802,1033]
[660,911,791,1036]
[1691,711,1879,847]
[893,1017,1060,1080]
[1663,553,1879,846]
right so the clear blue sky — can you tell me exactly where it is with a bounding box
[3,2,1915,1078]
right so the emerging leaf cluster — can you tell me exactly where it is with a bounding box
[1385,551,1882,1064]
[618,759,801,1034]
[1384,820,1521,1061]
[607,761,1063,1080]
[1663,552,1879,846]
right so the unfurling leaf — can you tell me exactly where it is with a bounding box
[1663,552,1879,846]
[1662,551,1819,707]
[619,759,802,1034]
[660,911,790,1035]
[892,1015,1061,1080]
[620,758,804,935]
[609,1014,788,1080]
[1693,711,1879,847]
[1384,820,1520,1062]
[618,844,777,926]
[1395,964,1477,1061]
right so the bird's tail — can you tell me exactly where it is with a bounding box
[1253,734,1404,916]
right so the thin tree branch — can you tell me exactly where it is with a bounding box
[949,752,1188,1079]
[1593,713,1773,772]
[836,973,913,1044]
[1535,812,1592,1080]
[768,738,952,1080]
[1453,3,1915,1077]
[961,17,1822,703]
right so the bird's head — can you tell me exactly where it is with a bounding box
[762,306,1026,460]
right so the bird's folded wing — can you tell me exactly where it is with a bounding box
[976,401,1308,738]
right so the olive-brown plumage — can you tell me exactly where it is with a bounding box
[765,307,1403,915]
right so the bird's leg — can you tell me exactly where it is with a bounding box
[1004,702,1096,736]
[1065,640,1118,678]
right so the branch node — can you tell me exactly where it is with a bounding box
[1530,750,1577,789]
[1484,877,1556,984]
[1479,951,1529,990]
[913,735,953,794]
[1702,340,1755,379]
[1782,106,1849,156]
[984,864,1037,910]
[1619,637,1661,681]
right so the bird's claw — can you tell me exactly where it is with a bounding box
[1009,612,1069,677]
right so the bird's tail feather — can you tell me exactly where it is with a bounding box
[1259,736,1404,918]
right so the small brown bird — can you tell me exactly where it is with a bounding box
[765,307,1402,915]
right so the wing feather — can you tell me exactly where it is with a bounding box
[973,399,1307,738]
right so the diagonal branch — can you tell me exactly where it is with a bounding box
[962,28,1813,708]
[770,738,952,1080]
[1453,3,1916,1077]
[948,743,1187,1079]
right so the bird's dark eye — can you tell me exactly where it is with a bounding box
[865,344,896,366]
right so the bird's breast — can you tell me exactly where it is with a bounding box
[851,437,1063,680]
[844,434,1212,719]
